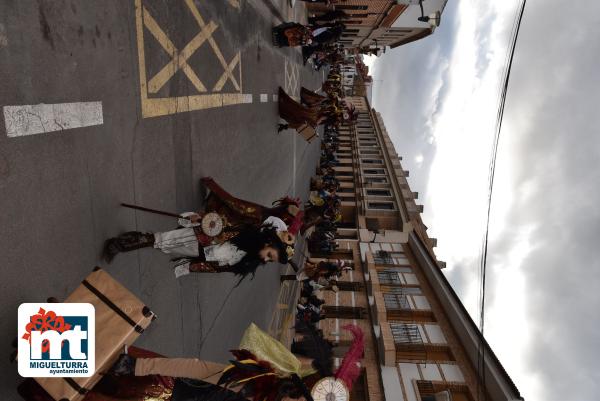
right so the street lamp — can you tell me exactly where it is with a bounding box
[417,0,442,27]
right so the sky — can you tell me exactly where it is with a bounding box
[367,1,600,400]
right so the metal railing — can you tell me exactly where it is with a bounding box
[390,322,427,360]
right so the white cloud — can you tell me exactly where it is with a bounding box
[415,153,424,168]
[390,0,540,398]
[372,1,600,400]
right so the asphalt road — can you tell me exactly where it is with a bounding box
[0,0,323,398]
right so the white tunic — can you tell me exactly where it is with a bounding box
[154,212,200,257]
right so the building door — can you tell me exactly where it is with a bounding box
[350,370,368,401]
[323,306,367,319]
[335,281,365,291]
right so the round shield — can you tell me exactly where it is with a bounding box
[201,212,224,237]
[311,377,349,401]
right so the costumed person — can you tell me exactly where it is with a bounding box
[110,323,364,401]
[308,10,350,26]
[281,259,351,282]
[300,87,328,108]
[103,215,294,283]
[310,23,345,46]
[201,177,304,235]
[272,22,313,47]
[277,87,321,143]
[17,346,176,401]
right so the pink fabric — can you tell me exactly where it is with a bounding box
[334,324,365,390]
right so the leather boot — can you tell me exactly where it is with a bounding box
[103,232,155,263]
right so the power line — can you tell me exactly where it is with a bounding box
[477,1,527,400]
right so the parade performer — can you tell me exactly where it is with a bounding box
[300,87,328,107]
[17,346,176,401]
[103,215,293,281]
[201,177,304,234]
[278,87,322,128]
[281,259,351,282]
[272,22,313,47]
[110,323,364,401]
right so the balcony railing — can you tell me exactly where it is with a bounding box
[390,322,427,360]
[374,250,393,265]
[384,293,410,310]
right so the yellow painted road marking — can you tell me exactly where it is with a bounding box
[185,0,241,92]
[143,8,216,93]
[134,0,249,118]
[214,53,241,91]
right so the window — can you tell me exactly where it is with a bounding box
[374,252,408,265]
[384,293,410,310]
[360,149,380,155]
[378,271,401,284]
[362,159,383,165]
[368,201,394,210]
[386,286,422,295]
[367,189,391,197]
[378,268,412,284]
[363,169,385,175]
[365,176,388,184]
[374,250,393,264]
[390,323,423,345]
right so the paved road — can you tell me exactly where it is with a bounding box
[0,0,323,398]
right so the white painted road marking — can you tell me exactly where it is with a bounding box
[272,94,278,102]
[260,94,268,103]
[3,102,103,138]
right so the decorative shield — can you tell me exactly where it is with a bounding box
[201,212,224,237]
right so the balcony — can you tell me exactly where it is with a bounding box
[390,322,427,360]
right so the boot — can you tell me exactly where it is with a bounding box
[103,232,155,263]
[110,354,136,376]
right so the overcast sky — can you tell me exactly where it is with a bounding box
[368,1,600,400]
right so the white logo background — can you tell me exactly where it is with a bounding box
[18,303,95,377]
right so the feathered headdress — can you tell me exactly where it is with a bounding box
[287,210,305,235]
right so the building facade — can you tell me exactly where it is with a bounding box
[307,1,448,53]
[305,95,523,401]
